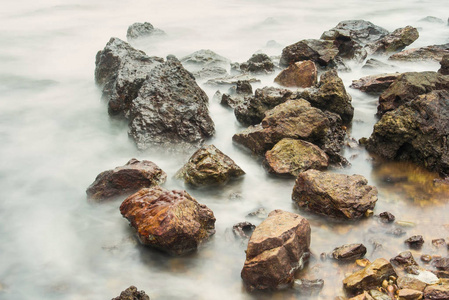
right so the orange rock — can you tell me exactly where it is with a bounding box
[274,60,317,88]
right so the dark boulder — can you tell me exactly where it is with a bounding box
[280,39,339,67]
[351,73,401,94]
[391,251,419,276]
[292,169,378,219]
[240,53,275,74]
[439,54,449,75]
[274,60,317,88]
[112,286,150,300]
[120,186,216,255]
[389,43,449,62]
[367,26,419,54]
[86,159,166,201]
[332,244,367,262]
[126,22,165,41]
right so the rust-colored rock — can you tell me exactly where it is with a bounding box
[389,44,449,62]
[350,73,401,94]
[280,39,339,67]
[241,210,311,291]
[398,288,423,300]
[292,169,378,219]
[86,159,166,201]
[274,60,317,88]
[120,186,215,255]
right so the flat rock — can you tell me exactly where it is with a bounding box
[292,169,378,219]
[389,44,449,62]
[204,74,261,87]
[280,39,339,67]
[176,144,245,186]
[274,60,317,88]
[192,65,228,80]
[126,22,165,41]
[120,186,216,255]
[112,286,150,300]
[86,159,167,201]
[397,275,428,292]
[240,53,275,74]
[368,26,419,54]
[351,73,401,94]
[332,243,367,261]
[397,288,423,300]
[241,210,311,290]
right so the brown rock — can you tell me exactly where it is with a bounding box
[389,44,449,62]
[439,55,449,75]
[405,235,425,249]
[292,169,378,219]
[350,73,401,94]
[112,286,150,300]
[274,60,317,88]
[232,222,256,240]
[368,26,419,54]
[120,186,216,255]
[86,159,167,201]
[434,258,449,271]
[332,244,367,261]
[424,283,449,300]
[280,39,339,67]
[397,275,428,292]
[398,288,423,300]
[349,291,375,300]
[241,210,311,291]
[391,251,419,275]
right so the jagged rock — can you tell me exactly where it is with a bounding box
[397,289,423,300]
[292,279,324,295]
[332,244,367,261]
[343,258,397,295]
[120,186,215,255]
[298,69,354,124]
[232,222,256,239]
[274,60,317,88]
[389,44,449,62]
[376,71,449,116]
[397,276,428,292]
[128,55,215,150]
[351,73,401,94]
[192,66,228,80]
[439,55,449,75]
[368,26,419,54]
[241,210,311,291]
[86,159,167,201]
[180,49,231,73]
[280,39,339,67]
[126,22,165,41]
[391,251,424,277]
[423,283,449,300]
[176,145,245,186]
[264,138,328,177]
[405,235,425,249]
[362,58,396,70]
[240,53,275,74]
[367,90,449,176]
[112,286,150,300]
[292,169,378,219]
[220,80,253,109]
[379,211,396,223]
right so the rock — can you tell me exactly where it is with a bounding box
[379,212,396,223]
[274,60,317,88]
[246,208,268,219]
[292,169,378,219]
[362,58,396,70]
[220,80,253,109]
[389,44,449,62]
[370,289,395,300]
[280,39,339,67]
[433,258,449,271]
[367,90,449,176]
[112,286,150,300]
[94,37,163,117]
[241,209,311,291]
[432,239,447,248]
[204,74,261,87]
[298,69,354,124]
[119,186,216,255]
[221,93,245,109]
[405,236,425,249]
[234,87,293,125]
[128,55,215,150]
[86,159,167,201]
[264,138,329,177]
[292,279,324,295]
[343,258,397,296]
[376,71,449,116]
[368,26,419,54]
[350,73,401,94]
[240,53,275,74]
[391,251,428,277]
[439,55,449,75]
[398,289,423,300]
[180,49,231,73]
[423,283,449,300]
[126,22,165,41]
[349,291,375,300]
[232,222,256,239]
[235,80,253,95]
[386,227,407,237]
[332,244,367,261]
[422,255,433,263]
[176,145,245,186]
[192,66,228,80]
[397,276,428,292]
[419,16,445,24]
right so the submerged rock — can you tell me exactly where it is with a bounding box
[192,65,228,80]
[280,39,339,67]
[126,22,165,41]
[180,49,231,73]
[176,145,245,186]
[362,58,396,70]
[241,210,311,291]
[292,169,378,219]
[332,244,367,262]
[120,186,215,255]
[379,211,396,223]
[112,286,150,300]
[439,54,449,75]
[292,279,324,295]
[389,43,449,62]
[204,74,261,87]
[274,60,317,88]
[350,73,401,94]
[367,26,419,54]
[86,159,167,201]
[240,53,275,74]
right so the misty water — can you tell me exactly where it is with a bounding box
[1,0,449,299]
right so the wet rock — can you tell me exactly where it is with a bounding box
[343,258,396,296]
[86,159,167,201]
[192,66,228,80]
[422,255,433,263]
[423,283,449,300]
[292,278,324,295]
[176,145,245,186]
[432,239,447,248]
[391,251,420,276]
[298,69,354,124]
[292,169,378,219]
[398,288,423,300]
[221,93,245,109]
[439,55,449,75]
[235,80,253,95]
[220,80,253,109]
[240,53,275,74]
[350,292,375,300]
[126,22,165,41]
[332,244,367,261]
[120,186,216,255]
[368,26,419,54]
[433,258,449,271]
[362,58,396,70]
[351,73,401,94]
[379,211,396,223]
[405,235,425,249]
[128,55,215,150]
[180,49,231,73]
[376,71,449,116]
[280,39,339,67]
[274,60,317,88]
[232,222,256,239]
[389,43,449,62]
[264,138,329,177]
[112,286,150,300]
[367,90,449,176]
[241,209,311,291]
[94,37,163,117]
[397,275,428,292]
[204,74,261,87]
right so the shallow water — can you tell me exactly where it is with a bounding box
[1,0,449,299]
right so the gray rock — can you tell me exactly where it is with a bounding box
[240,53,275,74]
[293,279,324,295]
[180,49,231,73]
[192,66,228,80]
[126,22,165,41]
[362,58,396,70]
[112,286,150,300]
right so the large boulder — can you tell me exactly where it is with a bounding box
[86,159,167,201]
[264,138,329,177]
[280,39,339,67]
[112,286,150,300]
[377,71,449,116]
[439,54,449,75]
[274,60,317,88]
[126,22,165,41]
[350,73,401,94]
[292,169,378,219]
[241,210,311,291]
[367,90,449,176]
[367,26,419,54]
[128,55,215,150]
[389,43,449,62]
[240,53,275,74]
[120,186,216,255]
[176,144,245,186]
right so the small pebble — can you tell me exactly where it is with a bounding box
[421,254,432,263]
